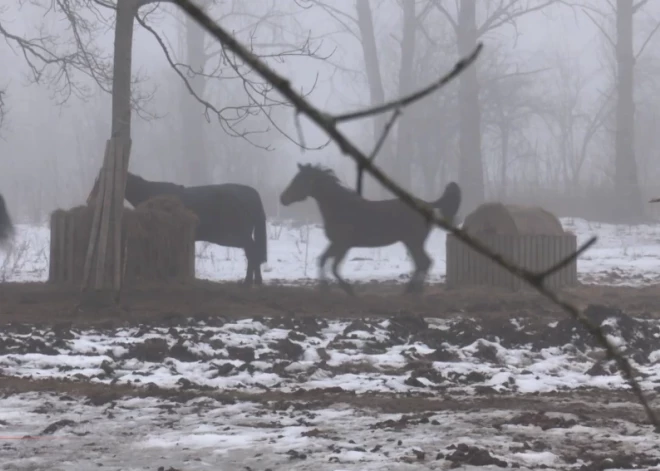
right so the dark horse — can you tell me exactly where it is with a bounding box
[0,193,14,246]
[89,173,268,285]
[280,163,461,295]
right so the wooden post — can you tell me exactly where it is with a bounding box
[81,134,132,303]
[82,140,111,288]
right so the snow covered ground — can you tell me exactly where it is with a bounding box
[3,217,660,286]
[2,310,659,396]
[2,391,657,470]
[2,306,660,469]
[2,216,660,469]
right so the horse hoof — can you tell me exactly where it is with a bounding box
[404,283,424,295]
[318,280,330,292]
[340,284,356,297]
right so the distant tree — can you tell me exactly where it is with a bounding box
[530,47,613,196]
[0,0,332,297]
[300,0,431,196]
[582,0,660,221]
[431,0,561,214]
[0,88,5,131]
[176,0,330,185]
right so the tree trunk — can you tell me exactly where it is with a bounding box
[499,122,509,199]
[182,0,211,186]
[614,0,644,221]
[81,0,137,302]
[457,0,485,215]
[394,0,416,192]
[356,0,390,198]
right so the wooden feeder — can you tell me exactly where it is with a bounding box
[446,202,578,290]
[49,195,198,286]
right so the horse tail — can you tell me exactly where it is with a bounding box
[433,181,461,224]
[0,193,15,244]
[253,191,268,264]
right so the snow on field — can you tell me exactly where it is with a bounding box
[3,217,660,470]
[2,308,659,396]
[2,391,657,471]
[2,217,660,286]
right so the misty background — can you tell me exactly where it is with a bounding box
[1,0,660,226]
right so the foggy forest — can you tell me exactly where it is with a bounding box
[2,0,659,225]
[4,1,660,469]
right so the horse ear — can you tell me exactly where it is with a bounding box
[297,163,303,170]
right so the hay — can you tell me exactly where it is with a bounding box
[49,196,198,285]
[463,202,565,236]
[126,195,198,239]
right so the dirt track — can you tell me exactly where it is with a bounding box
[2,280,660,470]
[2,279,660,327]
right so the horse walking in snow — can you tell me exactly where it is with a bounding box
[279,163,461,296]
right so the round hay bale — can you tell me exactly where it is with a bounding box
[463,202,565,236]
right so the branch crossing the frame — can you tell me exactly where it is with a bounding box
[174,0,660,431]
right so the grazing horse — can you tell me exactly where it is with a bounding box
[280,163,461,295]
[0,193,14,247]
[88,172,268,286]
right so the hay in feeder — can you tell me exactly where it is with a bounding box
[49,195,198,285]
[123,195,198,282]
[462,202,565,236]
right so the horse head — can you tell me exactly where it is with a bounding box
[280,163,314,206]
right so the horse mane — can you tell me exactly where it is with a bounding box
[128,172,185,191]
[301,164,347,189]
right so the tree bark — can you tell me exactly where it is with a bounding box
[394,0,416,192]
[615,0,644,221]
[182,0,211,185]
[457,0,485,215]
[82,0,137,301]
[111,0,137,146]
[356,0,390,198]
[500,122,509,199]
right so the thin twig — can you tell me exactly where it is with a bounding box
[334,43,483,123]
[357,108,401,195]
[174,0,660,431]
[531,236,597,283]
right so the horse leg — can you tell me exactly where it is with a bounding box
[248,235,263,286]
[330,246,355,297]
[243,244,255,287]
[254,254,263,285]
[317,244,334,291]
[404,242,432,295]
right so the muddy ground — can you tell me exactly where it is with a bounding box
[2,279,660,328]
[2,280,660,470]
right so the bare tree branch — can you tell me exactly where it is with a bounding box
[429,0,458,33]
[333,43,483,123]
[135,10,272,148]
[581,8,617,50]
[635,20,660,60]
[0,87,6,131]
[633,0,650,14]
[356,108,400,195]
[0,1,158,120]
[174,0,660,431]
[295,0,362,42]
[137,0,334,150]
[477,0,557,37]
